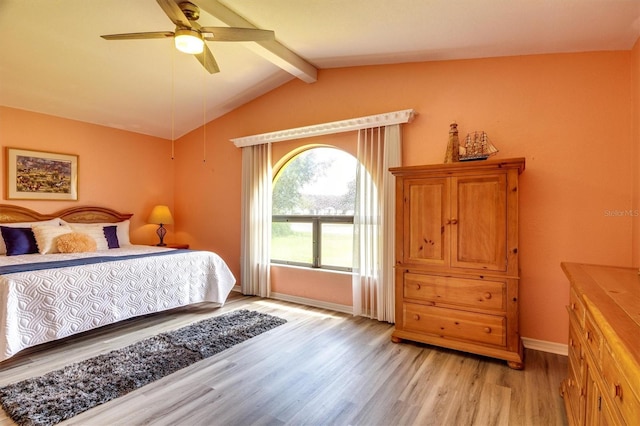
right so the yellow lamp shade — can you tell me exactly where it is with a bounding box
[147,205,174,225]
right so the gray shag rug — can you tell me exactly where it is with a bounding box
[0,309,286,426]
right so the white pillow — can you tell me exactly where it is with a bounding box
[32,224,73,254]
[115,220,131,246]
[0,218,61,255]
[69,224,108,250]
[61,219,131,246]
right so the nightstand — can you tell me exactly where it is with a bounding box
[164,243,189,249]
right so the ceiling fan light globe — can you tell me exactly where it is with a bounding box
[174,29,204,54]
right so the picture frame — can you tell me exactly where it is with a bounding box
[5,147,78,201]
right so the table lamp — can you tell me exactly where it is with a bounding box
[147,205,174,246]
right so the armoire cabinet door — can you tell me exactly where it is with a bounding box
[450,174,507,272]
[402,177,449,266]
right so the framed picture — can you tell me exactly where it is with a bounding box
[5,148,78,200]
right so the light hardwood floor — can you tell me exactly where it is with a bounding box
[0,292,568,426]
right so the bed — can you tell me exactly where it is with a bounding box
[0,204,236,362]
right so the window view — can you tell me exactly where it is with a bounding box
[271,147,357,271]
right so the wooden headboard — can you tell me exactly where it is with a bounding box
[0,205,133,223]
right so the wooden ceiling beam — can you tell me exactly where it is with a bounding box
[197,0,318,83]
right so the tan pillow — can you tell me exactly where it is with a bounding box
[56,232,98,253]
[69,224,108,250]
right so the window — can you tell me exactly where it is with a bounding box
[271,147,357,271]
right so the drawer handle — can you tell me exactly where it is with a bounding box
[484,327,492,334]
[413,314,420,321]
[613,383,623,399]
[569,338,574,348]
[483,292,492,300]
[415,284,421,291]
[450,218,458,225]
[570,302,576,311]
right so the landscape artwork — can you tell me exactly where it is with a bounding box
[5,148,78,200]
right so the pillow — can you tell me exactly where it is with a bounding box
[103,225,119,249]
[32,224,73,254]
[0,226,39,256]
[115,220,131,246]
[69,224,108,250]
[56,232,98,253]
[62,219,131,246]
[0,218,61,255]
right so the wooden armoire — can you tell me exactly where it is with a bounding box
[390,158,525,369]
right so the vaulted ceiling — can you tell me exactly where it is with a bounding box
[1,0,639,139]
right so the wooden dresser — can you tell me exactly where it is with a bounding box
[560,263,640,425]
[390,158,525,369]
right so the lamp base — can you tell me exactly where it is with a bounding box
[156,224,167,246]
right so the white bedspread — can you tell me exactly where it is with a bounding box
[0,246,236,361]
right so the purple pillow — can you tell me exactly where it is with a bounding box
[103,225,120,249]
[1,226,39,256]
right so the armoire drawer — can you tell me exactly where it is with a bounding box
[403,303,506,347]
[403,273,505,312]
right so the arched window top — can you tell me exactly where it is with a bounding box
[273,147,356,216]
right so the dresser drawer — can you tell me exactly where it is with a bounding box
[601,345,640,425]
[404,273,505,311]
[567,319,584,379]
[568,287,585,326]
[583,311,602,363]
[564,357,585,426]
[403,303,506,347]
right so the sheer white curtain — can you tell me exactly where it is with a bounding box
[352,124,402,322]
[240,143,272,297]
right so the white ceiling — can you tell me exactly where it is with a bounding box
[1,0,639,140]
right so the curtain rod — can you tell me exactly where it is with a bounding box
[230,109,416,148]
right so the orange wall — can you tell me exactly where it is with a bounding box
[3,47,634,346]
[172,113,243,270]
[0,107,175,244]
[176,50,636,345]
[633,38,640,266]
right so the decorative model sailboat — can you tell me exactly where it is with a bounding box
[459,131,498,161]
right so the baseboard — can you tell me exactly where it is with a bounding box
[522,337,568,356]
[269,292,353,315]
[238,288,569,356]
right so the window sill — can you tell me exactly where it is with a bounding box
[270,263,353,276]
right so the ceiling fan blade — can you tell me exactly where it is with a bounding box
[101,31,175,40]
[195,44,220,74]
[200,27,275,42]
[156,0,192,28]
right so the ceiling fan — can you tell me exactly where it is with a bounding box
[100,0,275,74]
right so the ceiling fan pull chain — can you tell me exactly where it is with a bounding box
[171,43,176,160]
[202,53,207,163]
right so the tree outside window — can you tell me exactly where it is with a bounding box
[271,147,356,270]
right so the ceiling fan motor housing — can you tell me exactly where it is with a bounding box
[179,1,200,21]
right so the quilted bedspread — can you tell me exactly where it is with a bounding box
[0,246,236,361]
